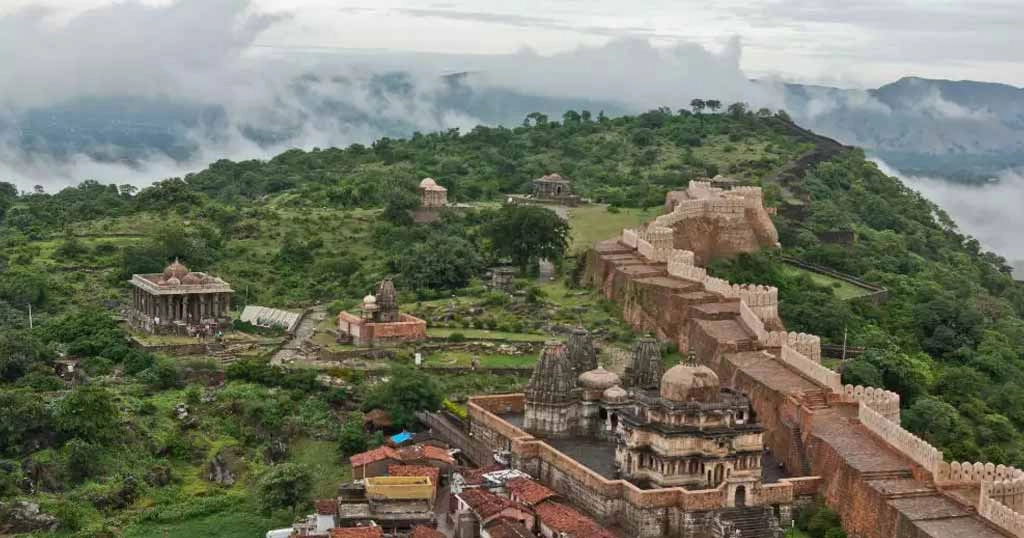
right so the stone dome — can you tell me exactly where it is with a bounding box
[165,276,181,287]
[163,259,189,280]
[602,385,629,403]
[578,367,621,391]
[659,364,720,403]
[419,177,438,188]
[181,273,203,285]
[363,294,377,304]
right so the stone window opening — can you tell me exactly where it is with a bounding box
[735,485,747,507]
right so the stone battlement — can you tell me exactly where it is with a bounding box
[840,384,900,422]
[858,404,943,478]
[766,331,822,363]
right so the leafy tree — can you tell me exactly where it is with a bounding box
[0,330,53,381]
[689,99,706,115]
[65,439,103,482]
[338,412,369,457]
[483,205,570,273]
[362,366,442,428]
[395,235,483,291]
[706,99,722,112]
[54,386,120,444]
[0,390,53,456]
[257,463,312,515]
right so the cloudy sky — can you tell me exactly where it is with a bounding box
[3,0,1022,88]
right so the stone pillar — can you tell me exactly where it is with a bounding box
[183,295,190,323]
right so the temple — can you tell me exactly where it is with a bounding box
[531,173,581,205]
[413,177,449,223]
[337,279,427,347]
[127,259,233,334]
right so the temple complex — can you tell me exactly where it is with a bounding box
[127,259,233,334]
[531,173,581,206]
[337,279,427,347]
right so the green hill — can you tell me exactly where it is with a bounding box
[1,107,1022,535]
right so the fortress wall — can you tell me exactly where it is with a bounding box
[621,228,639,248]
[980,483,1024,538]
[767,332,821,363]
[858,405,942,478]
[842,385,900,422]
[738,301,769,342]
[778,345,843,393]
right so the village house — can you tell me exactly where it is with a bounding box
[349,444,455,480]
[454,488,535,538]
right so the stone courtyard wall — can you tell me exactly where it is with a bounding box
[858,405,943,479]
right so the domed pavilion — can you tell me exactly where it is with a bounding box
[128,259,233,334]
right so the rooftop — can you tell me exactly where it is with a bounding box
[458,487,523,519]
[409,525,446,538]
[535,501,615,538]
[505,477,557,506]
[329,527,383,538]
[485,518,536,538]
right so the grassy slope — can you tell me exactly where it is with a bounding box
[567,205,661,254]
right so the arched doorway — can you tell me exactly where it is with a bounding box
[713,464,724,484]
[610,413,619,431]
[735,485,747,507]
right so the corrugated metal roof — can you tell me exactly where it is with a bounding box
[240,305,301,332]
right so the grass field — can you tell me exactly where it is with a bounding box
[781,264,873,301]
[567,205,661,253]
[122,505,287,538]
[423,350,537,369]
[426,327,550,342]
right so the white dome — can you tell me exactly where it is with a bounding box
[363,295,377,304]
[660,364,720,403]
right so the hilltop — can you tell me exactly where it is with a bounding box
[1,108,1022,536]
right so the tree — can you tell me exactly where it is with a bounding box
[338,412,369,457]
[395,235,483,291]
[706,100,722,113]
[726,102,748,118]
[257,463,313,516]
[483,205,570,273]
[54,386,120,443]
[689,99,706,115]
[362,366,442,428]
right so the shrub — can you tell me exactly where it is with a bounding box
[447,332,467,343]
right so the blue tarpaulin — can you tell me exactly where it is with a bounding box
[390,431,413,444]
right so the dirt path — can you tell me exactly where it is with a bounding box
[271,305,327,365]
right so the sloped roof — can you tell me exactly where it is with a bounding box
[350,446,399,467]
[505,477,557,506]
[314,498,338,515]
[535,502,615,538]
[409,525,446,538]
[458,488,521,519]
[349,444,454,468]
[329,527,383,538]
[485,518,536,538]
[240,305,301,332]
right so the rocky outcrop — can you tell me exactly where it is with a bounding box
[206,447,247,486]
[0,501,59,533]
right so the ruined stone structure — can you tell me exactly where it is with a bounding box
[654,181,779,265]
[337,279,427,347]
[128,259,233,334]
[418,177,448,208]
[532,173,581,206]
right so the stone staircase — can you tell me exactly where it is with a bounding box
[715,507,784,538]
[800,389,829,410]
[789,423,813,476]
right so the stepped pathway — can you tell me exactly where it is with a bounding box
[271,306,327,365]
[717,507,781,538]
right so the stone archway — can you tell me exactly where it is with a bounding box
[610,412,619,431]
[735,485,747,507]
[714,464,724,484]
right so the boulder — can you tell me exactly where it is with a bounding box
[206,447,247,486]
[0,501,59,534]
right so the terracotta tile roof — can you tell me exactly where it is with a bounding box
[458,464,505,485]
[349,446,399,467]
[388,465,440,486]
[314,498,338,515]
[399,444,455,465]
[329,527,383,538]
[534,502,614,538]
[458,488,520,519]
[484,517,536,538]
[504,477,556,505]
[409,525,446,538]
[351,444,454,468]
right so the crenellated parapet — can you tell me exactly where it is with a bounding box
[859,404,943,478]
[841,385,900,422]
[767,331,821,363]
[980,481,1024,537]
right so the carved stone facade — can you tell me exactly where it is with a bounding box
[531,173,582,206]
[524,342,578,436]
[418,177,448,208]
[624,336,663,390]
[128,259,233,334]
[566,326,598,373]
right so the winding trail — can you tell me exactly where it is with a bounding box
[271,305,327,365]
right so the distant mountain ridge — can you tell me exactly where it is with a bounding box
[2,74,1023,182]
